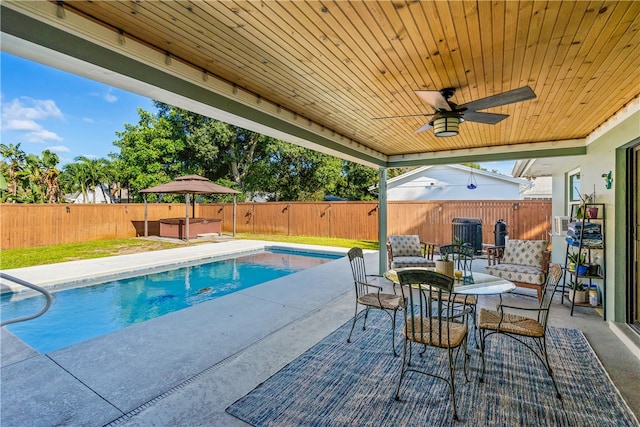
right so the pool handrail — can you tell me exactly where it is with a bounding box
[0,273,52,327]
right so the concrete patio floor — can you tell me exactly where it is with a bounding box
[1,240,639,426]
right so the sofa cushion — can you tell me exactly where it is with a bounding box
[389,235,422,257]
[391,257,436,269]
[501,239,547,267]
[484,263,546,285]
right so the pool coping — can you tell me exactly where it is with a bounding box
[1,240,364,426]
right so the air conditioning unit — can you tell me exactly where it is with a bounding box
[554,216,570,235]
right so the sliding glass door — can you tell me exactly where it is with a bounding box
[629,146,640,331]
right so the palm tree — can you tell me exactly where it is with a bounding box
[66,156,110,203]
[62,162,90,202]
[42,150,62,203]
[0,143,26,198]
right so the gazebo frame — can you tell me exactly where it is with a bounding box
[139,175,240,242]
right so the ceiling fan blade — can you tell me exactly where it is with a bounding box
[462,111,509,124]
[372,112,436,120]
[459,86,536,112]
[414,122,433,133]
[415,90,452,111]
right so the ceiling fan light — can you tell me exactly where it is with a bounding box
[433,116,459,137]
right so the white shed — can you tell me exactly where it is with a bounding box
[380,165,532,201]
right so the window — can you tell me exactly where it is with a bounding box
[569,170,581,202]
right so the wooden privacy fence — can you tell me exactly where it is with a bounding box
[1,200,551,250]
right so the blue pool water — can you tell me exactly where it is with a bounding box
[1,249,342,353]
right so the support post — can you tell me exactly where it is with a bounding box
[144,194,148,237]
[185,193,190,242]
[233,194,237,237]
[378,167,388,275]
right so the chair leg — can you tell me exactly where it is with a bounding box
[390,309,398,357]
[394,338,409,400]
[447,346,460,421]
[362,307,370,330]
[461,335,469,382]
[471,306,479,350]
[540,337,562,399]
[347,304,359,343]
[479,329,487,383]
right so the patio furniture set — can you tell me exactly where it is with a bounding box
[348,235,562,421]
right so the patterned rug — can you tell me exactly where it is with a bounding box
[227,310,638,426]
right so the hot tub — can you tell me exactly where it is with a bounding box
[159,218,222,239]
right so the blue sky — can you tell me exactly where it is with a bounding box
[1,51,514,175]
[1,52,154,165]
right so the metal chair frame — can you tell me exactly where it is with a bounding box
[436,244,478,343]
[479,263,564,399]
[347,247,404,356]
[394,269,469,421]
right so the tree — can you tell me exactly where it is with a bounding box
[41,150,62,203]
[154,102,268,196]
[111,108,187,201]
[61,162,90,202]
[74,156,108,203]
[111,103,378,202]
[0,145,62,203]
[334,162,378,200]
[249,140,343,201]
[0,143,26,198]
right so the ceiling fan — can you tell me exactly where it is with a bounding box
[374,86,536,137]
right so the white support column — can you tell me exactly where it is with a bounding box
[378,167,388,274]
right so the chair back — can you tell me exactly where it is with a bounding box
[389,235,422,257]
[501,239,548,267]
[348,247,368,298]
[439,244,474,272]
[397,269,457,347]
[538,263,563,328]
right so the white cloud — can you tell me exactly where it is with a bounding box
[47,145,70,153]
[83,117,94,123]
[1,96,64,143]
[3,119,41,131]
[3,97,62,121]
[27,129,62,143]
[103,88,118,103]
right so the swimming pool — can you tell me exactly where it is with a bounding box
[1,248,342,353]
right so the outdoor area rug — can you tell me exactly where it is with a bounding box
[226,311,639,426]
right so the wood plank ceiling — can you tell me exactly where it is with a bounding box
[11,1,640,160]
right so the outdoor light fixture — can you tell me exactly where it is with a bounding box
[431,115,460,137]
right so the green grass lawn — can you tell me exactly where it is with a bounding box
[1,234,379,269]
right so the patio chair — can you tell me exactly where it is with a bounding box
[478,263,563,398]
[433,244,478,335]
[394,269,468,421]
[387,235,436,270]
[347,247,404,356]
[484,239,550,301]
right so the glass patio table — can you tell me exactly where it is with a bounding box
[384,268,516,296]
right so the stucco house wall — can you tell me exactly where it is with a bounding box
[551,107,640,324]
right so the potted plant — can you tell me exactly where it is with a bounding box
[568,280,587,303]
[436,252,454,277]
[576,188,598,219]
[567,252,587,275]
